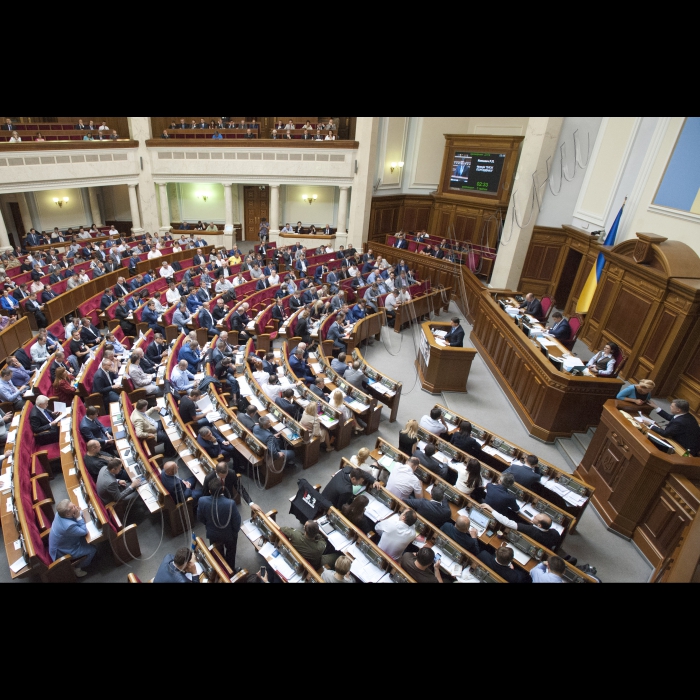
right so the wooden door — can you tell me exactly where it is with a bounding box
[8,202,23,249]
[244,186,269,242]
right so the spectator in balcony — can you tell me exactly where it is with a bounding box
[110,130,119,140]
[212,130,223,140]
[325,131,336,141]
[190,120,197,129]
[9,131,21,142]
[271,129,280,139]
[198,119,207,129]
[315,129,324,140]
[178,119,187,129]
[99,121,109,131]
[83,132,93,141]
[161,129,170,139]
[35,132,45,142]
[327,118,337,131]
[244,128,255,139]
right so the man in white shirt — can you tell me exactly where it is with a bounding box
[285,120,294,131]
[268,272,280,286]
[30,337,50,365]
[98,121,109,131]
[215,277,233,294]
[375,510,418,561]
[160,263,175,279]
[165,281,181,305]
[420,408,448,436]
[280,224,293,234]
[233,273,246,287]
[148,248,162,260]
[386,457,423,501]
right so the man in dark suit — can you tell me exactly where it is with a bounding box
[546,312,571,341]
[394,235,409,250]
[237,406,258,432]
[519,293,544,320]
[4,118,14,131]
[478,546,530,583]
[50,351,75,383]
[198,302,216,338]
[25,293,48,328]
[649,399,700,456]
[13,284,29,302]
[405,484,452,528]
[41,285,56,304]
[481,503,561,551]
[48,272,62,285]
[101,289,116,310]
[26,230,43,247]
[503,454,542,491]
[29,396,61,445]
[441,516,480,556]
[484,473,520,522]
[92,360,121,406]
[271,300,287,324]
[444,318,465,347]
[197,482,241,569]
[415,444,448,480]
[80,318,101,347]
[449,421,483,459]
[115,298,136,335]
[201,460,241,499]
[80,406,117,454]
[255,277,270,291]
[113,278,130,297]
[146,334,168,364]
[143,301,165,336]
[276,388,302,422]
[294,311,312,345]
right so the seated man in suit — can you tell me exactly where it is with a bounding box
[178,339,202,374]
[161,461,201,505]
[142,301,165,336]
[25,293,48,328]
[441,515,480,556]
[146,334,168,364]
[212,298,229,324]
[172,302,193,334]
[326,313,348,353]
[519,293,544,320]
[84,441,128,481]
[503,454,542,491]
[80,317,102,347]
[41,284,57,304]
[30,395,62,445]
[276,388,302,422]
[478,545,530,583]
[289,346,314,385]
[308,375,330,403]
[271,299,287,324]
[546,311,571,341]
[480,502,561,551]
[115,298,137,336]
[449,421,483,459]
[96,460,142,506]
[484,473,520,522]
[414,443,448,480]
[92,359,121,406]
[405,484,452,528]
[80,405,118,455]
[153,547,201,584]
[644,398,700,457]
[197,426,237,461]
[128,354,163,397]
[237,405,258,432]
[331,352,349,377]
[344,361,367,391]
[444,317,466,347]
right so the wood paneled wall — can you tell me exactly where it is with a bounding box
[369,194,503,250]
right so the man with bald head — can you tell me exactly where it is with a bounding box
[84,441,128,481]
[481,503,561,551]
[160,461,200,504]
[441,515,480,556]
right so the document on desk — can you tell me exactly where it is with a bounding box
[508,546,532,566]
[11,414,20,428]
[539,338,557,348]
[311,363,323,373]
[433,330,448,338]
[248,396,265,412]
[328,530,353,552]
[364,496,394,523]
[86,520,102,541]
[271,556,295,582]
[544,480,587,507]
[196,396,215,414]
[116,439,129,451]
[219,423,232,434]
[9,556,27,574]
[320,415,339,429]
[259,541,276,559]
[241,520,264,542]
[73,487,88,510]
[359,561,385,583]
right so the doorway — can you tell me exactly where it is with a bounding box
[8,202,24,249]
[243,186,269,244]
[554,248,583,310]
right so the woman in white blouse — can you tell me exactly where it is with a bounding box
[325,131,336,141]
[452,457,483,496]
[9,131,21,142]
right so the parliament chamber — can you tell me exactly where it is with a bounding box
[0,115,699,584]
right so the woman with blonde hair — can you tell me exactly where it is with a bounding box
[617,379,656,406]
[330,388,363,435]
[300,401,332,451]
[399,419,419,455]
[351,447,378,477]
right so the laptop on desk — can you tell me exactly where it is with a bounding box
[469,507,490,534]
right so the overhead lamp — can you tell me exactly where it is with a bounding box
[53,197,69,208]
[390,161,405,173]
[302,194,318,205]
[196,192,209,202]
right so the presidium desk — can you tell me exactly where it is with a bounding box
[416,322,477,394]
[470,291,623,442]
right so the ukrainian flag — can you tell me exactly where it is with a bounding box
[576,199,626,315]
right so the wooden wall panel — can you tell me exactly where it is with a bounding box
[642,311,676,364]
[606,289,652,347]
[590,279,615,324]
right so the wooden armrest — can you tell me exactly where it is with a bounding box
[230,569,249,584]
[266,509,278,521]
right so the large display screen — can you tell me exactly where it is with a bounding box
[450,151,507,194]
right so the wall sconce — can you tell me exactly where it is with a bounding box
[390,161,405,174]
[53,197,69,208]
[302,194,318,205]
[196,193,209,202]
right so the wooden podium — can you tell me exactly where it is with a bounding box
[576,400,700,539]
[416,322,477,394]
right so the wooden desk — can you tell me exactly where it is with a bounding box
[394,287,451,334]
[471,292,623,441]
[417,322,477,394]
[576,400,700,539]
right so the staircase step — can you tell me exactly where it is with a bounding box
[573,430,592,454]
[587,427,596,438]
[555,438,586,472]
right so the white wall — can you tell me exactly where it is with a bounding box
[281,185,337,228]
[179,183,226,223]
[35,188,89,230]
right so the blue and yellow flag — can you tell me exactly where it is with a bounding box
[576,198,626,315]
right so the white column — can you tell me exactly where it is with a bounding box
[158,183,171,232]
[88,187,103,227]
[348,117,380,249]
[223,183,235,250]
[490,117,564,290]
[17,194,32,235]
[0,207,11,250]
[337,186,349,234]
[25,191,41,230]
[269,184,281,245]
[167,183,181,224]
[127,117,160,233]
[128,184,142,233]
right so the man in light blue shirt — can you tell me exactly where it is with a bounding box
[48,500,96,577]
[171,360,196,393]
[105,332,127,356]
[0,367,27,409]
[530,556,566,583]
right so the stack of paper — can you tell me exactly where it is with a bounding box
[327,530,353,552]
[260,542,276,558]
[9,557,27,574]
[73,487,88,510]
[86,520,102,541]
[271,557,295,582]
[241,520,263,542]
